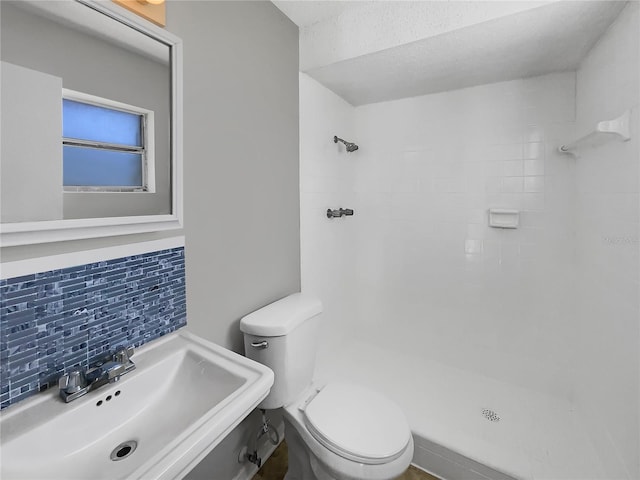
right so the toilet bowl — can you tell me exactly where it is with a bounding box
[282,383,414,480]
[240,293,414,480]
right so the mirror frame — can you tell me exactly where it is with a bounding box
[0,0,183,247]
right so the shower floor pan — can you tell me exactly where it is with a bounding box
[315,340,607,480]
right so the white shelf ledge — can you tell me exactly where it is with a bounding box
[488,209,519,229]
[559,110,631,156]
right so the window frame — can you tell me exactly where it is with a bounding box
[62,88,156,193]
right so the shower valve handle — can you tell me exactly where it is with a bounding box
[326,208,354,219]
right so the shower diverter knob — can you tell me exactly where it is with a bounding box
[326,208,355,218]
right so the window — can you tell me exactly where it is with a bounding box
[62,89,155,192]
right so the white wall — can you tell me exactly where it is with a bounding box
[1,62,62,222]
[299,72,359,352]
[167,1,300,353]
[168,4,300,476]
[573,3,640,478]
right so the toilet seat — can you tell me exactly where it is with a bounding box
[303,382,411,465]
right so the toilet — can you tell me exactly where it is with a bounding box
[240,293,414,480]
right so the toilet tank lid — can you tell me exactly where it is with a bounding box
[240,293,323,336]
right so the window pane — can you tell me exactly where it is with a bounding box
[63,99,142,147]
[63,146,142,187]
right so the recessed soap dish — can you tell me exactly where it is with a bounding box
[488,209,519,229]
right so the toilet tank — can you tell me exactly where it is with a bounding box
[240,293,322,409]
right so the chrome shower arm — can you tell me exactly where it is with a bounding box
[334,135,359,152]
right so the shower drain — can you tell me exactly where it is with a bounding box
[110,440,138,461]
[481,408,501,422]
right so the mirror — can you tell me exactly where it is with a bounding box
[0,0,182,246]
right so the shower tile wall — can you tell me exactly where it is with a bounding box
[351,73,578,396]
[300,72,359,351]
[573,3,639,477]
[0,246,187,409]
[301,71,579,397]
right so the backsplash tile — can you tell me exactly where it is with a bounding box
[0,246,186,409]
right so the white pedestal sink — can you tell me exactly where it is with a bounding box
[0,330,274,480]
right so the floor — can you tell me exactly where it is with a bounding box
[252,441,438,480]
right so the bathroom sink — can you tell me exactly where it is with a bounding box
[0,330,274,480]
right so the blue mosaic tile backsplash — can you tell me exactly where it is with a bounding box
[0,246,186,410]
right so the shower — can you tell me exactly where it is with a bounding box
[333,135,359,152]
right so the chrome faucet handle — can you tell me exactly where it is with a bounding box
[58,369,87,394]
[113,346,134,364]
[104,362,126,381]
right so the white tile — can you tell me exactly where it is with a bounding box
[434,177,466,193]
[485,161,503,177]
[465,239,484,254]
[502,177,524,193]
[519,212,546,229]
[467,223,486,239]
[489,144,523,161]
[522,193,545,212]
[524,176,545,193]
[502,160,524,177]
[523,142,544,160]
[468,209,488,224]
[485,177,502,194]
[523,159,545,176]
[524,126,544,143]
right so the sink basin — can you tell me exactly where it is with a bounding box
[0,330,274,480]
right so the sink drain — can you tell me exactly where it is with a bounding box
[110,440,138,461]
[481,408,501,422]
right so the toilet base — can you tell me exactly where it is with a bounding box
[284,417,341,480]
[283,417,316,480]
[282,416,412,480]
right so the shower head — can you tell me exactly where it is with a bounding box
[334,136,359,153]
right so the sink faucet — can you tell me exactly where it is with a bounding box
[58,346,136,403]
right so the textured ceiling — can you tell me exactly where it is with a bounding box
[273,1,627,106]
[271,1,371,28]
